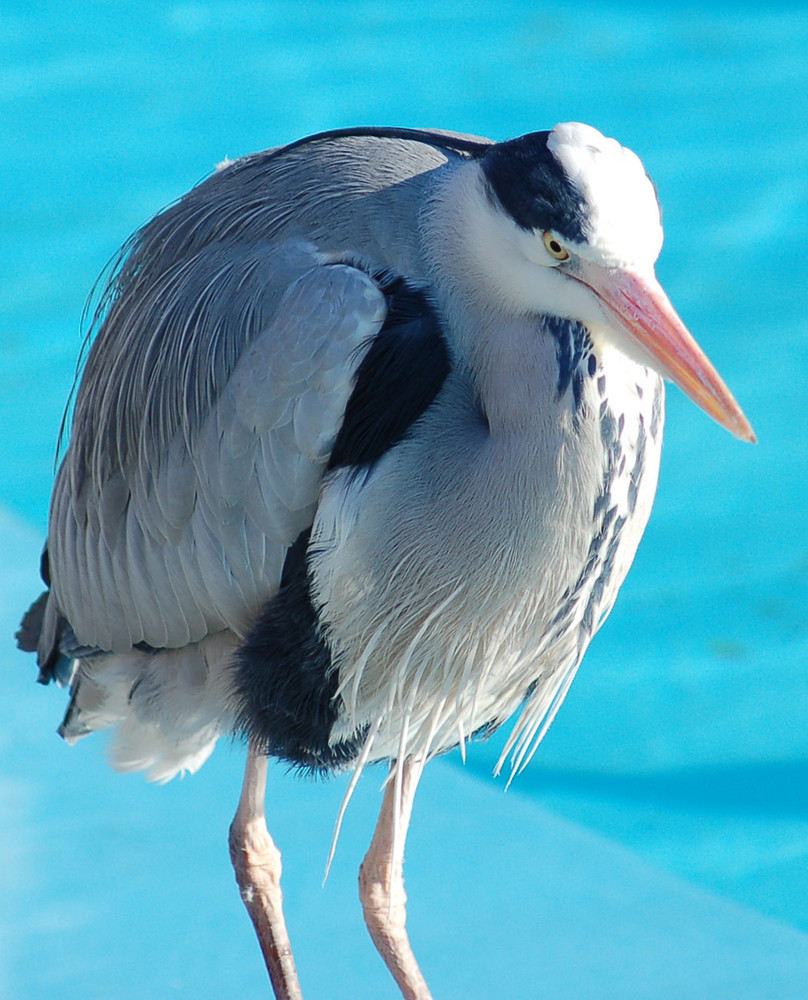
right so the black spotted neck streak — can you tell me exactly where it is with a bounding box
[546,317,593,427]
[540,336,663,670]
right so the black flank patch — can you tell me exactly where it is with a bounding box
[233,529,367,773]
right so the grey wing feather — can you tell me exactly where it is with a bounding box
[47,241,387,655]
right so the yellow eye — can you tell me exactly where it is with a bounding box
[543,231,570,262]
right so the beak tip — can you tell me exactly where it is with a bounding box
[732,413,757,445]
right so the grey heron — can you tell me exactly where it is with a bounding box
[17,122,754,1000]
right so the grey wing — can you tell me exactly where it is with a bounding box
[46,241,387,656]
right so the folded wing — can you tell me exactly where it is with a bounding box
[45,241,388,658]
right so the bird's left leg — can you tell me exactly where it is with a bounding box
[229,745,303,1000]
[359,757,432,1000]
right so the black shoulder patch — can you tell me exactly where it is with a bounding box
[232,529,366,773]
[327,271,450,472]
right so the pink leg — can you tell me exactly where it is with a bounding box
[229,747,303,1000]
[359,758,432,1000]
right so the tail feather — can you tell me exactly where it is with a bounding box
[16,586,77,686]
[15,590,48,654]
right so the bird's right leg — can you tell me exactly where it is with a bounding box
[229,745,303,1000]
[359,757,432,1000]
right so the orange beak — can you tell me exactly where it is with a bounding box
[575,264,756,443]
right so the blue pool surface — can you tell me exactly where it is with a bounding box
[2,3,807,997]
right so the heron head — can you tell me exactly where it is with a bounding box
[476,123,755,442]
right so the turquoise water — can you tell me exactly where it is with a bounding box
[2,4,807,998]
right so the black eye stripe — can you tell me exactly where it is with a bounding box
[482,132,588,241]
